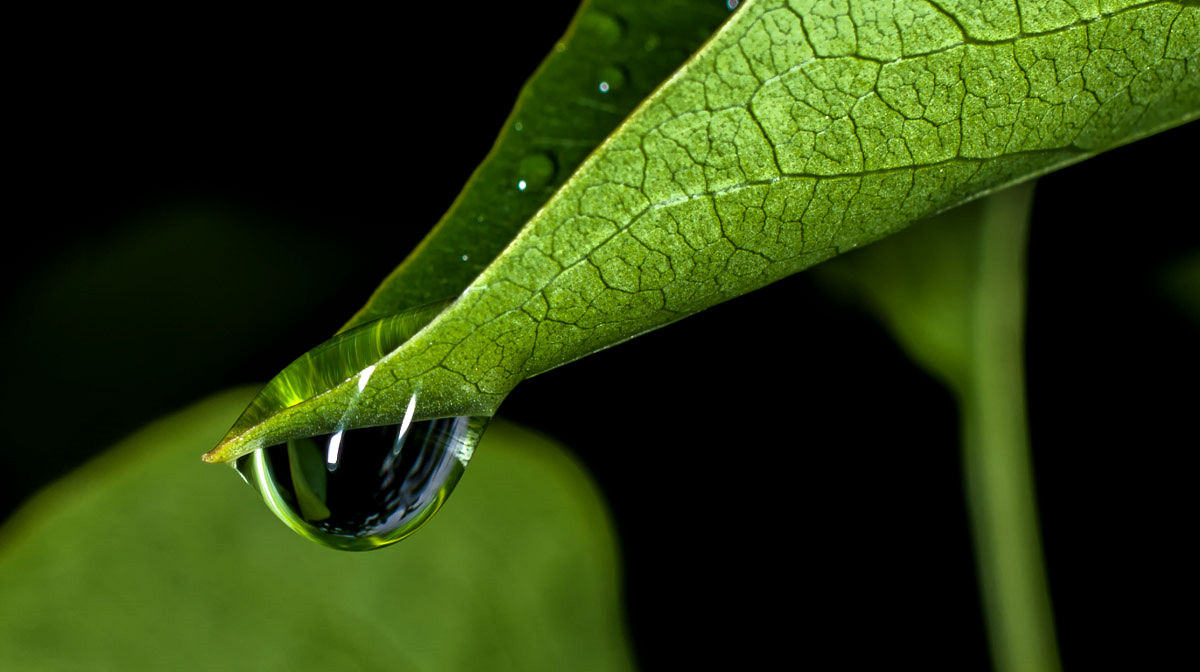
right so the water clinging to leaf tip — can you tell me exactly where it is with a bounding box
[212,297,505,550]
[235,415,490,551]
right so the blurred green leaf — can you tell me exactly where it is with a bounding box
[1159,247,1200,325]
[0,389,632,672]
[816,184,1061,672]
[813,195,986,391]
[209,0,1199,463]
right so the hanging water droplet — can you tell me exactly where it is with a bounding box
[597,65,628,93]
[211,297,506,551]
[577,11,624,47]
[235,414,490,551]
[643,34,661,53]
[516,152,556,191]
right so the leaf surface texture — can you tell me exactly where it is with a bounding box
[209,0,1199,461]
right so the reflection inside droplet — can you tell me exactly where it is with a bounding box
[599,81,610,93]
[235,415,490,551]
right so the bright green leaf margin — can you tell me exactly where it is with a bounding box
[209,0,1199,462]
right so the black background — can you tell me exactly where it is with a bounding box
[6,4,1196,670]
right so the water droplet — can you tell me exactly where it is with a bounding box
[597,65,628,93]
[577,11,624,47]
[516,152,556,191]
[727,0,740,10]
[514,120,524,132]
[236,414,490,551]
[461,254,469,262]
[216,298,504,551]
[643,34,661,53]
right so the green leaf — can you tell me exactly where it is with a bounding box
[0,389,632,672]
[208,0,1199,463]
[342,0,732,330]
[816,184,1060,671]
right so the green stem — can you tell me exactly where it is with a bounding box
[964,182,1061,672]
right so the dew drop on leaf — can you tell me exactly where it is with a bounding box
[235,414,490,551]
[516,152,557,191]
[577,11,624,47]
[597,65,628,93]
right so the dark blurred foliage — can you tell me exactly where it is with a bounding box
[5,5,1196,670]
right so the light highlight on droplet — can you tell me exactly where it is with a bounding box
[326,430,343,467]
[357,364,376,392]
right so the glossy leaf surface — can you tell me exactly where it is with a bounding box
[209,0,1199,462]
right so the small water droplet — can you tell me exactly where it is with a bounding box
[516,152,557,191]
[727,0,740,10]
[643,34,661,52]
[461,254,469,262]
[514,121,524,132]
[597,65,628,94]
[236,415,490,551]
[577,11,624,47]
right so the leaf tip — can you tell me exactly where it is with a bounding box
[202,428,246,464]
